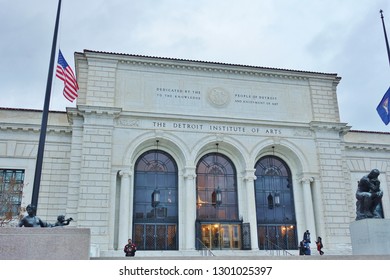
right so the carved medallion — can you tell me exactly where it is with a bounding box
[207,87,231,108]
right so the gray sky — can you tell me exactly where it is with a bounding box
[1,0,390,132]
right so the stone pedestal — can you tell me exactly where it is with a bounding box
[0,227,91,260]
[350,219,390,255]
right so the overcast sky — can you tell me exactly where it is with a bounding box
[1,0,390,132]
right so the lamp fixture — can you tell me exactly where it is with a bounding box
[151,140,160,209]
[151,187,160,208]
[267,193,274,209]
[274,191,280,207]
[211,144,222,208]
[212,186,222,207]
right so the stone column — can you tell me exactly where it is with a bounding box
[108,171,118,250]
[184,167,197,250]
[118,170,131,247]
[244,169,259,250]
[301,177,316,239]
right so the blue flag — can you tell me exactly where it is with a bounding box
[376,87,390,125]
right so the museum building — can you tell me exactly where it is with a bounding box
[1,49,389,257]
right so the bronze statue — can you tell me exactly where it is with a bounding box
[356,169,384,220]
[54,215,73,226]
[18,204,51,227]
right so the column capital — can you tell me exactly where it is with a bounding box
[118,170,131,178]
[243,169,257,182]
[183,166,197,179]
[300,176,314,184]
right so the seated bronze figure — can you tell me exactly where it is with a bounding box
[356,169,383,220]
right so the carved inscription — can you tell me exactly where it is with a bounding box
[152,121,282,135]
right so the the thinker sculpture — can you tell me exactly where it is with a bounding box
[356,169,384,220]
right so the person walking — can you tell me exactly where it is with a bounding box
[316,236,324,255]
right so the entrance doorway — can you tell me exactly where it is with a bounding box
[196,152,240,250]
[200,223,241,249]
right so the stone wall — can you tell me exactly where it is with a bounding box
[0,227,90,260]
[350,219,390,255]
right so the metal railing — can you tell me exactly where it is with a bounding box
[196,238,215,256]
[195,237,293,257]
[262,238,294,256]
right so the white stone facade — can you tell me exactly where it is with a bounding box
[1,50,389,257]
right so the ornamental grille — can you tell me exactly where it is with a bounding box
[133,223,177,250]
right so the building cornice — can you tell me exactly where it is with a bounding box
[78,49,340,82]
[0,123,71,134]
[344,143,390,151]
[76,105,122,116]
[310,121,351,134]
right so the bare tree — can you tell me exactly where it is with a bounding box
[0,171,26,227]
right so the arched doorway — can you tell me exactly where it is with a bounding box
[195,152,241,250]
[255,155,298,250]
[133,150,178,250]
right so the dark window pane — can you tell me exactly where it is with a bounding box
[196,153,238,221]
[133,150,178,250]
[254,156,297,250]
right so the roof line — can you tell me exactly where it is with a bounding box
[79,49,339,77]
[0,107,66,114]
[349,129,390,135]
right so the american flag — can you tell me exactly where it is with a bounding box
[56,49,79,102]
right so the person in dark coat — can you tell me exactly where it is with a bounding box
[124,238,137,257]
[299,240,305,255]
[303,230,311,243]
[303,240,311,255]
[316,236,324,255]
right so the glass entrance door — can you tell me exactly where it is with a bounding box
[200,223,241,250]
[196,152,240,250]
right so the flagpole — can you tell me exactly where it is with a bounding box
[380,10,390,67]
[31,0,62,209]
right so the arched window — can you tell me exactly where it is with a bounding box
[196,153,241,250]
[255,156,297,250]
[133,150,178,250]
